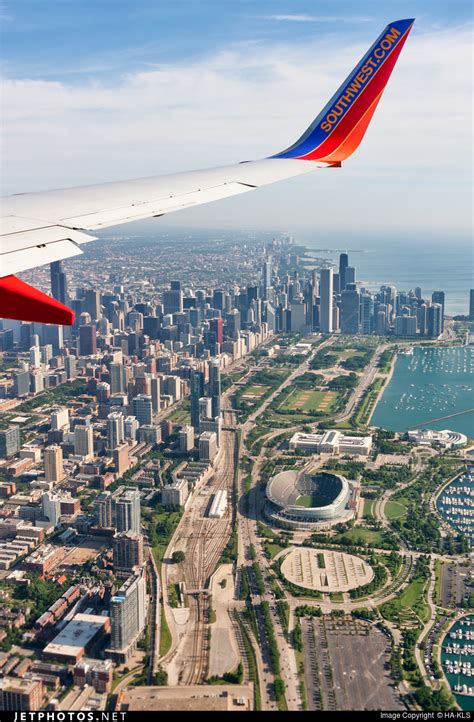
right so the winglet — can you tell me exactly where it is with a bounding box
[0,275,75,325]
[271,18,414,163]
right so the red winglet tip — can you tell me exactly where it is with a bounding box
[0,275,75,325]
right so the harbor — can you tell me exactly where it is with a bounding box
[437,467,474,546]
[441,616,474,710]
[371,346,474,435]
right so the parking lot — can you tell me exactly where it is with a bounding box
[301,617,404,711]
[441,561,472,608]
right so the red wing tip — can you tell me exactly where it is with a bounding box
[0,275,75,326]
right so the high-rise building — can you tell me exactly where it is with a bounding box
[428,303,443,338]
[263,257,272,300]
[108,567,147,662]
[0,427,20,459]
[179,425,194,452]
[93,492,113,529]
[150,376,161,414]
[340,284,360,334]
[114,488,141,534]
[113,531,144,575]
[339,253,349,291]
[29,346,41,367]
[209,317,223,346]
[107,412,125,450]
[345,266,356,285]
[13,370,30,398]
[84,289,101,321]
[74,424,94,458]
[42,491,62,526]
[190,370,205,430]
[51,407,69,431]
[124,416,139,442]
[199,431,218,462]
[360,293,374,335]
[209,359,221,418]
[50,260,68,305]
[163,285,183,315]
[78,325,97,356]
[44,445,64,483]
[431,291,445,331]
[319,268,333,333]
[64,355,77,380]
[113,443,130,476]
[132,395,153,426]
[110,363,127,395]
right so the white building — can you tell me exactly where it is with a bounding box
[179,425,194,452]
[408,428,467,449]
[209,489,227,518]
[124,416,139,442]
[289,431,372,456]
[199,431,218,462]
[51,407,69,431]
[162,478,189,508]
[42,491,61,527]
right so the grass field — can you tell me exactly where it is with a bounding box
[279,387,337,413]
[340,527,386,546]
[363,499,375,519]
[295,495,313,508]
[384,500,407,520]
[242,384,268,397]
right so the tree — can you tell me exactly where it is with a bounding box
[172,550,185,563]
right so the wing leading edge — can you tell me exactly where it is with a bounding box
[0,19,414,325]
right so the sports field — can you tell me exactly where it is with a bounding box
[279,387,337,413]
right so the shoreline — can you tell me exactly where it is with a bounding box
[367,349,398,426]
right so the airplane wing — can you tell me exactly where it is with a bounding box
[0,18,414,325]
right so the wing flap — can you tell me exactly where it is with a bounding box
[0,218,96,275]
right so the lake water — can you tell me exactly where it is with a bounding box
[301,233,473,316]
[371,347,474,436]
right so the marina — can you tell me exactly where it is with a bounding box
[437,467,474,546]
[441,616,474,710]
[372,346,474,435]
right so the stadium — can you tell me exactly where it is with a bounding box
[265,469,355,529]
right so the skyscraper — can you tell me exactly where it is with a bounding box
[209,317,223,346]
[74,424,94,458]
[428,303,442,338]
[114,489,141,534]
[108,567,147,661]
[339,253,349,291]
[110,363,127,395]
[132,395,153,426]
[209,359,221,418]
[113,531,144,575]
[340,284,360,335]
[78,325,97,356]
[44,445,64,483]
[190,369,205,430]
[107,412,125,450]
[431,291,445,331]
[319,268,333,333]
[50,261,68,305]
[0,427,20,459]
[150,376,161,414]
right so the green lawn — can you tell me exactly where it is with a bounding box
[340,527,386,546]
[363,499,375,519]
[159,602,172,656]
[385,500,407,520]
[280,388,337,413]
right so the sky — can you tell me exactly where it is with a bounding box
[1,0,472,238]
